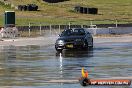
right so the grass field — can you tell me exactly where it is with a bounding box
[0,0,132,26]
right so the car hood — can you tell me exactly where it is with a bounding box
[57,36,85,41]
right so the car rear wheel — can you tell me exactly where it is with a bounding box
[84,41,89,50]
[89,46,93,49]
[88,38,93,49]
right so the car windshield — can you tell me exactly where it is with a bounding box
[61,29,85,36]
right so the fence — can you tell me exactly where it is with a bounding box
[16,22,132,37]
[17,23,90,37]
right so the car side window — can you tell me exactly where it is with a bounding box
[79,29,85,35]
[61,29,72,36]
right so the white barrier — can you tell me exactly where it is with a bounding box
[109,27,132,34]
[86,27,132,35]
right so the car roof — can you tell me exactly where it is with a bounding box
[64,28,90,33]
[65,28,86,31]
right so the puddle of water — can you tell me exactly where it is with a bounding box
[0,42,132,87]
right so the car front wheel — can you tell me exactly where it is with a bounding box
[55,46,63,52]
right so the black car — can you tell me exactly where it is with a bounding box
[55,28,93,51]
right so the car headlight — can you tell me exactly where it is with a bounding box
[57,40,65,45]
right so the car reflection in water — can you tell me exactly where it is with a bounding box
[56,48,93,58]
[56,48,93,80]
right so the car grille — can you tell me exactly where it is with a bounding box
[65,39,75,42]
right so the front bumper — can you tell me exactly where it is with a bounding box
[55,41,86,50]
